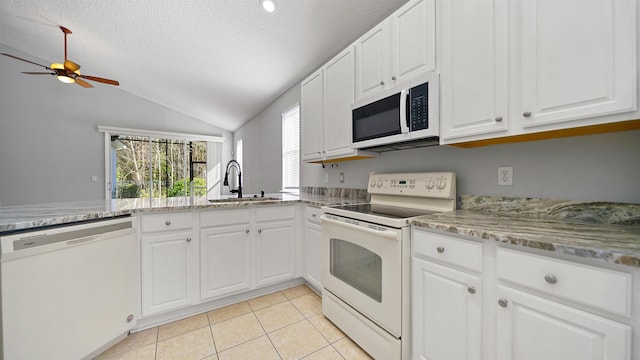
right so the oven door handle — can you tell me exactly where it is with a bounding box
[320,215,400,240]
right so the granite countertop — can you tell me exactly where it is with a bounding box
[412,195,640,268]
[0,193,368,233]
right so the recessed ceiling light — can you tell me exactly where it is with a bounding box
[261,0,276,13]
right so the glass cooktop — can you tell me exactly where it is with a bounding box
[328,203,437,219]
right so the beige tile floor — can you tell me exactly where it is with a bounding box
[95,285,373,360]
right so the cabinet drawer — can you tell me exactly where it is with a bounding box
[256,206,295,222]
[200,209,250,228]
[141,212,192,233]
[496,248,632,317]
[412,230,482,273]
[305,206,323,223]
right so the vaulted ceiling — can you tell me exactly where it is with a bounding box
[0,0,408,131]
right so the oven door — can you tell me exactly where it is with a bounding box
[321,214,403,336]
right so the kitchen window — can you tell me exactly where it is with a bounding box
[282,104,300,192]
[99,126,224,208]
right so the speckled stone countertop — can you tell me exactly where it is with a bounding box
[0,192,368,233]
[412,195,640,268]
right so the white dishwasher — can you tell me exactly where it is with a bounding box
[0,216,138,360]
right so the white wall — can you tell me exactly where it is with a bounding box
[0,44,232,206]
[237,82,640,204]
[232,85,301,195]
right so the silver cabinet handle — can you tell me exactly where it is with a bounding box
[245,229,250,234]
[523,111,532,117]
[391,76,397,80]
[380,81,385,86]
[467,286,476,294]
[165,220,171,226]
[498,299,508,308]
[312,213,317,218]
[495,116,503,122]
[544,274,558,284]
[186,237,191,243]
[258,229,262,234]
[436,246,445,254]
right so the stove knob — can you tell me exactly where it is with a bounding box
[437,179,447,190]
[370,180,376,188]
[426,179,435,189]
[377,180,383,187]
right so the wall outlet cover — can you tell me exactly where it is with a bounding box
[498,166,513,186]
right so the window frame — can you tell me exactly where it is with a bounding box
[281,104,300,193]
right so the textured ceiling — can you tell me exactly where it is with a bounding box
[0,0,408,132]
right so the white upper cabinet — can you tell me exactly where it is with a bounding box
[301,69,324,161]
[518,0,637,129]
[301,46,376,163]
[440,0,509,140]
[390,0,436,84]
[323,47,356,159]
[355,22,390,101]
[355,0,436,102]
[440,0,637,145]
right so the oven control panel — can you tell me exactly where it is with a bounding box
[367,172,456,199]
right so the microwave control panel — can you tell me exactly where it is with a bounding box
[410,83,428,131]
[367,172,456,199]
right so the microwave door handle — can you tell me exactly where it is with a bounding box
[399,89,410,134]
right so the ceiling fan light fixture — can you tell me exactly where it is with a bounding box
[57,75,75,84]
[261,0,276,13]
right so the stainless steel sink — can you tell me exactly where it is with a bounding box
[208,197,280,203]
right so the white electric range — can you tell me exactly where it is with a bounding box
[321,172,456,360]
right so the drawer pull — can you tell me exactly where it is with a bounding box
[312,213,317,218]
[544,274,558,284]
[498,299,508,308]
[258,229,262,234]
[165,220,171,226]
[436,246,445,254]
[245,229,250,234]
[523,111,532,117]
[495,116,503,122]
[467,286,476,294]
[186,237,191,243]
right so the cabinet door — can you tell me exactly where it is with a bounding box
[304,220,322,290]
[355,21,390,101]
[440,0,509,141]
[301,69,324,161]
[323,46,356,158]
[496,285,631,360]
[412,257,482,360]
[519,0,636,128]
[141,231,195,317]
[200,225,254,301]
[256,220,296,287]
[390,0,436,84]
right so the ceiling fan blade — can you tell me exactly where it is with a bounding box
[22,72,54,75]
[79,75,119,86]
[1,53,50,70]
[75,78,93,88]
[64,60,80,71]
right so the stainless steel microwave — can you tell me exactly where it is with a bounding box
[351,72,439,151]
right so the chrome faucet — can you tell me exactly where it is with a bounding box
[223,160,242,198]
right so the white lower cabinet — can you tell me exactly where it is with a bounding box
[412,257,482,360]
[200,224,254,300]
[412,228,482,360]
[496,285,631,360]
[412,227,636,360]
[256,220,296,286]
[141,230,196,317]
[256,206,297,287]
[303,206,323,291]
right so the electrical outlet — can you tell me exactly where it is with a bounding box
[91,176,98,182]
[498,166,513,186]
[324,173,329,183]
[340,172,344,183]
